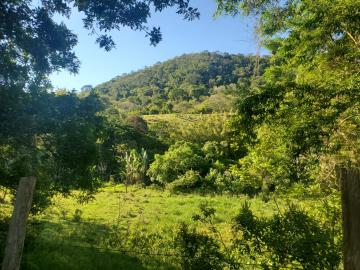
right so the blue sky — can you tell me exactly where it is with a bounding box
[50,0,267,90]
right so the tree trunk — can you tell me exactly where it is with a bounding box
[2,177,36,270]
[339,168,360,270]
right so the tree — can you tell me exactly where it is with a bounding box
[216,0,359,268]
[1,0,199,86]
[0,90,105,200]
[0,0,202,195]
[216,0,359,184]
[1,1,199,268]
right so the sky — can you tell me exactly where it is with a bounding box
[50,0,267,90]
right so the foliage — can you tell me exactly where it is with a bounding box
[205,166,261,196]
[171,113,232,146]
[0,90,107,210]
[93,107,167,183]
[175,222,225,270]
[147,142,208,185]
[120,149,148,189]
[317,104,360,188]
[1,183,341,269]
[216,0,360,191]
[0,0,202,211]
[1,0,199,88]
[237,124,299,191]
[232,202,342,269]
[215,0,359,73]
[95,52,269,114]
[1,0,354,267]
[166,170,203,193]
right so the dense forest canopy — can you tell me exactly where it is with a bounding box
[94,52,269,114]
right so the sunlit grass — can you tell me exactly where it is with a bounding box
[0,184,326,269]
[40,184,282,236]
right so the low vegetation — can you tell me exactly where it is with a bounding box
[0,184,342,269]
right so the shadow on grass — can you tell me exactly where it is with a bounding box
[22,242,149,270]
[20,219,177,270]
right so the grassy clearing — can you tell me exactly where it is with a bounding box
[0,184,325,269]
[143,113,233,145]
[37,184,308,236]
[143,113,204,123]
[143,113,230,127]
[43,187,257,236]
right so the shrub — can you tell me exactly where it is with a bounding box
[167,170,203,193]
[204,168,229,194]
[175,223,225,270]
[232,202,342,269]
[205,166,261,196]
[147,141,208,185]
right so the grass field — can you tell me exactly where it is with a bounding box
[143,113,233,145]
[0,184,328,270]
[143,113,232,127]
[143,113,205,124]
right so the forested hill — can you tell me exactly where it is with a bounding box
[94,52,269,114]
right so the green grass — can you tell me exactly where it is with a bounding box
[143,113,204,124]
[143,113,234,145]
[143,113,231,128]
[37,184,288,236]
[0,184,325,270]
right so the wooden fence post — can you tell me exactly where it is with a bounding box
[1,177,36,270]
[339,168,360,270]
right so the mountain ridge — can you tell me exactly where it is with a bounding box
[94,51,269,114]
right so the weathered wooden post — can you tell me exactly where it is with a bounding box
[338,168,360,270]
[1,177,36,270]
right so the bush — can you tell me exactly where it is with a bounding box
[175,223,225,270]
[232,202,342,269]
[147,141,208,185]
[205,166,261,196]
[167,170,203,193]
[204,168,229,194]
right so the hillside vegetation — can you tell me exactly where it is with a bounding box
[95,52,268,114]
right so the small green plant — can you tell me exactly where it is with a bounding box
[72,209,83,222]
[174,202,234,270]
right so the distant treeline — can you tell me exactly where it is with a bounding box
[94,52,269,114]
